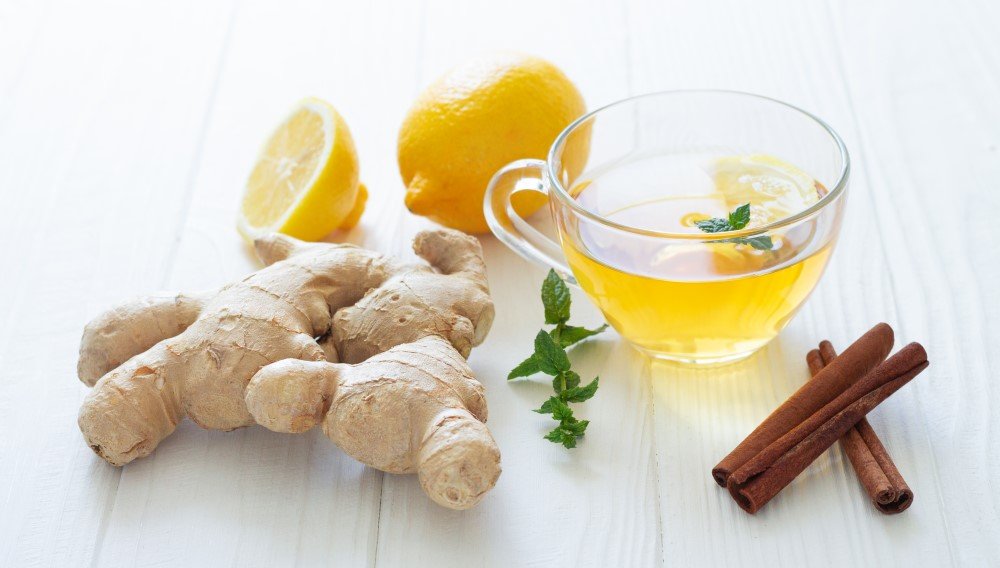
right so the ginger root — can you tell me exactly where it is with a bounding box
[78,229,499,509]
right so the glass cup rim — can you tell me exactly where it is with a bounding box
[546,89,851,240]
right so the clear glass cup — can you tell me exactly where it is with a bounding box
[485,90,849,365]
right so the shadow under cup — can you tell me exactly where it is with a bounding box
[485,90,849,365]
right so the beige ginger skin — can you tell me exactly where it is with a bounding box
[77,229,499,509]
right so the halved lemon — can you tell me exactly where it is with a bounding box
[237,97,366,242]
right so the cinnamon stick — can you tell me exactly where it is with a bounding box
[809,341,913,514]
[712,322,895,487]
[712,322,929,514]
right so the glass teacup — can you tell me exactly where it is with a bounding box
[485,90,849,365]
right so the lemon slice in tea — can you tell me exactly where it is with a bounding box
[710,154,820,227]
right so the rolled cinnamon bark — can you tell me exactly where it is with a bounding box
[712,322,895,487]
[726,342,928,513]
[811,341,913,514]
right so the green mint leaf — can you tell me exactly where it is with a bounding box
[697,203,760,235]
[562,419,590,436]
[697,204,774,251]
[542,417,589,448]
[536,396,573,418]
[741,235,774,250]
[543,428,564,444]
[728,203,752,230]
[560,433,578,449]
[507,355,540,380]
[563,377,599,403]
[555,324,608,348]
[534,396,561,414]
[533,330,570,375]
[544,427,573,447]
[563,370,581,390]
[694,217,731,233]
[541,269,571,325]
[550,398,574,421]
[722,236,774,251]
[550,322,564,346]
[553,370,581,394]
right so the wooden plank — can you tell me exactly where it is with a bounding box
[372,1,662,566]
[0,1,236,566]
[93,1,423,566]
[629,0,968,564]
[0,0,51,109]
[2,0,996,565]
[829,0,1000,564]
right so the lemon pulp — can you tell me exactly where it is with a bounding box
[238,97,364,242]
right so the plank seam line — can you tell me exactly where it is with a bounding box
[89,1,242,564]
[158,0,241,289]
[373,3,428,564]
[642,358,666,566]
[620,0,635,97]
[0,0,54,132]
[371,471,384,568]
[371,0,427,568]
[0,17,117,564]
[621,2,658,561]
[823,1,959,565]
[87,457,120,568]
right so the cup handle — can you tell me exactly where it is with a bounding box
[484,159,577,285]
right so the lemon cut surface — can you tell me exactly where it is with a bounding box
[238,97,365,242]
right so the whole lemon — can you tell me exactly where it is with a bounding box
[398,53,587,233]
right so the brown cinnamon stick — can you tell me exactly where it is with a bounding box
[712,322,895,487]
[712,322,929,514]
[727,343,927,513]
[809,341,913,514]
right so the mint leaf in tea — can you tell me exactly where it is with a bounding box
[695,202,775,251]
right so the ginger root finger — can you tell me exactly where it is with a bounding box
[333,230,495,363]
[331,274,488,362]
[79,344,184,466]
[418,409,501,510]
[412,229,489,289]
[253,232,325,266]
[246,336,500,510]
[244,359,339,433]
[412,230,495,347]
[78,292,208,386]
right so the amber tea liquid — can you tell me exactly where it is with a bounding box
[561,153,833,363]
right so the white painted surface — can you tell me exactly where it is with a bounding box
[0,0,995,566]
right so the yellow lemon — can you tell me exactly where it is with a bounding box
[709,154,821,227]
[398,53,588,234]
[238,97,366,242]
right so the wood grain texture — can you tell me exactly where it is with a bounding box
[830,0,1000,562]
[0,0,995,566]
[91,1,426,566]
[370,2,660,567]
[631,0,995,565]
[0,1,236,566]
[0,3,237,566]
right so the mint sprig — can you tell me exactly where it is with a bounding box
[508,270,606,448]
[694,202,774,251]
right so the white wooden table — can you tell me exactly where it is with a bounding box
[2,0,997,566]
